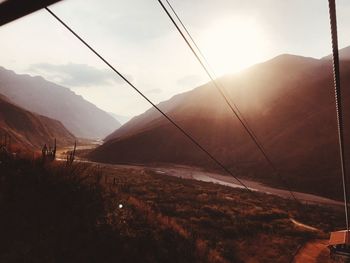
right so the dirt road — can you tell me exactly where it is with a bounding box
[293,240,332,263]
[102,163,337,262]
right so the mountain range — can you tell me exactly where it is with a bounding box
[90,46,350,200]
[0,93,75,149]
[0,66,121,139]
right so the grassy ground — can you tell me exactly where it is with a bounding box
[103,165,344,263]
[0,157,344,262]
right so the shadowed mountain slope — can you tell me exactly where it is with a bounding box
[0,93,75,149]
[322,45,350,60]
[90,48,350,200]
[0,67,121,139]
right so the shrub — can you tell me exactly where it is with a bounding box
[0,158,122,263]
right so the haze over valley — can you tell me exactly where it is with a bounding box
[2,1,350,262]
[0,66,121,139]
[2,47,350,199]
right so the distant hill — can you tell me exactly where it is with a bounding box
[108,112,131,125]
[90,46,350,200]
[322,45,350,60]
[0,93,75,149]
[0,67,121,139]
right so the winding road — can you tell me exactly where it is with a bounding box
[57,146,340,262]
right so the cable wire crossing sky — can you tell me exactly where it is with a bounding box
[0,0,350,117]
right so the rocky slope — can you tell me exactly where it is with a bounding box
[0,67,121,139]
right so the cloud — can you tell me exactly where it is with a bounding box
[29,63,132,87]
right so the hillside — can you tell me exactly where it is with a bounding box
[90,47,350,200]
[0,94,75,149]
[322,45,350,60]
[0,66,121,139]
[0,156,344,262]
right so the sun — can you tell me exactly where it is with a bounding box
[198,16,269,76]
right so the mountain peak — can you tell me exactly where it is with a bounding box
[0,66,121,139]
[269,53,318,63]
[90,52,350,200]
[0,92,75,149]
[322,45,350,60]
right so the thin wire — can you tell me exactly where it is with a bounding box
[45,7,253,193]
[164,0,271,180]
[328,0,349,231]
[164,0,258,140]
[164,0,263,157]
[157,0,298,202]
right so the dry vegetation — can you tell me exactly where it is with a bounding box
[0,156,344,262]
[104,166,344,263]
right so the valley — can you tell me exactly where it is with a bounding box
[90,50,350,201]
[2,43,350,262]
[71,144,345,208]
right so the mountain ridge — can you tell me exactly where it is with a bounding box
[0,66,121,139]
[90,48,350,200]
[0,93,75,149]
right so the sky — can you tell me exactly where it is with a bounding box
[1,0,350,119]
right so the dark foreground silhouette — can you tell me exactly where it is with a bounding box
[0,155,345,262]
